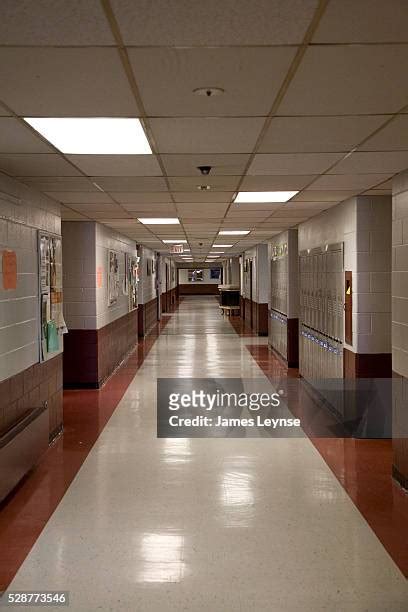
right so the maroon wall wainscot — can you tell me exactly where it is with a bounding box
[243,298,268,336]
[0,354,63,441]
[138,297,158,338]
[64,310,138,388]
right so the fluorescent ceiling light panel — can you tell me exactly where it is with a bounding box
[162,239,187,244]
[210,251,224,254]
[23,117,152,154]
[213,244,233,248]
[234,191,298,203]
[138,218,179,225]
[219,230,250,235]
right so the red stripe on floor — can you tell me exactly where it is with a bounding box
[0,314,173,592]
[245,343,408,579]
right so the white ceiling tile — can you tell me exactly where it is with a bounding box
[231,202,284,211]
[310,173,392,190]
[110,192,173,204]
[331,151,408,174]
[19,177,94,191]
[249,153,344,175]
[91,211,131,219]
[0,154,81,176]
[279,45,408,115]
[374,178,393,189]
[150,118,264,153]
[362,189,392,195]
[258,115,388,153]
[180,212,223,219]
[0,118,54,153]
[102,177,168,192]
[45,191,113,204]
[66,155,162,177]
[227,212,271,219]
[0,48,139,116]
[60,205,88,220]
[292,190,357,202]
[313,0,408,44]
[284,201,336,211]
[174,191,233,203]
[161,154,250,176]
[124,206,177,215]
[62,203,122,211]
[0,0,114,45]
[168,176,240,191]
[241,175,315,190]
[360,116,408,151]
[111,0,318,45]
[271,210,310,218]
[178,202,228,212]
[129,47,296,116]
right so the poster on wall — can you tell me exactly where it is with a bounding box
[38,232,67,362]
[128,254,140,311]
[210,268,221,280]
[2,250,17,290]
[108,249,120,306]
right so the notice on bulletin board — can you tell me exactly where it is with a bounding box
[2,250,17,290]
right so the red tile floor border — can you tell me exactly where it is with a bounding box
[0,310,176,592]
[244,341,408,579]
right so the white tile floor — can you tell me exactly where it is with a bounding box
[7,298,408,611]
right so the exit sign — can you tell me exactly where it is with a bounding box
[170,244,184,254]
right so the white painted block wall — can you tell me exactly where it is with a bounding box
[0,174,61,382]
[62,221,137,330]
[241,244,269,304]
[392,170,408,377]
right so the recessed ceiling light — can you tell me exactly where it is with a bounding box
[193,87,224,97]
[234,191,298,203]
[219,230,250,235]
[162,239,187,244]
[138,218,179,225]
[213,244,233,248]
[23,117,152,154]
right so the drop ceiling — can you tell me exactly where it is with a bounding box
[0,0,407,262]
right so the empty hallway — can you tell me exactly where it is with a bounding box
[2,298,407,611]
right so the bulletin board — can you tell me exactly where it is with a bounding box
[108,249,120,306]
[125,252,140,311]
[38,231,66,362]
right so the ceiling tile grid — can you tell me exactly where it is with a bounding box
[0,1,406,258]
